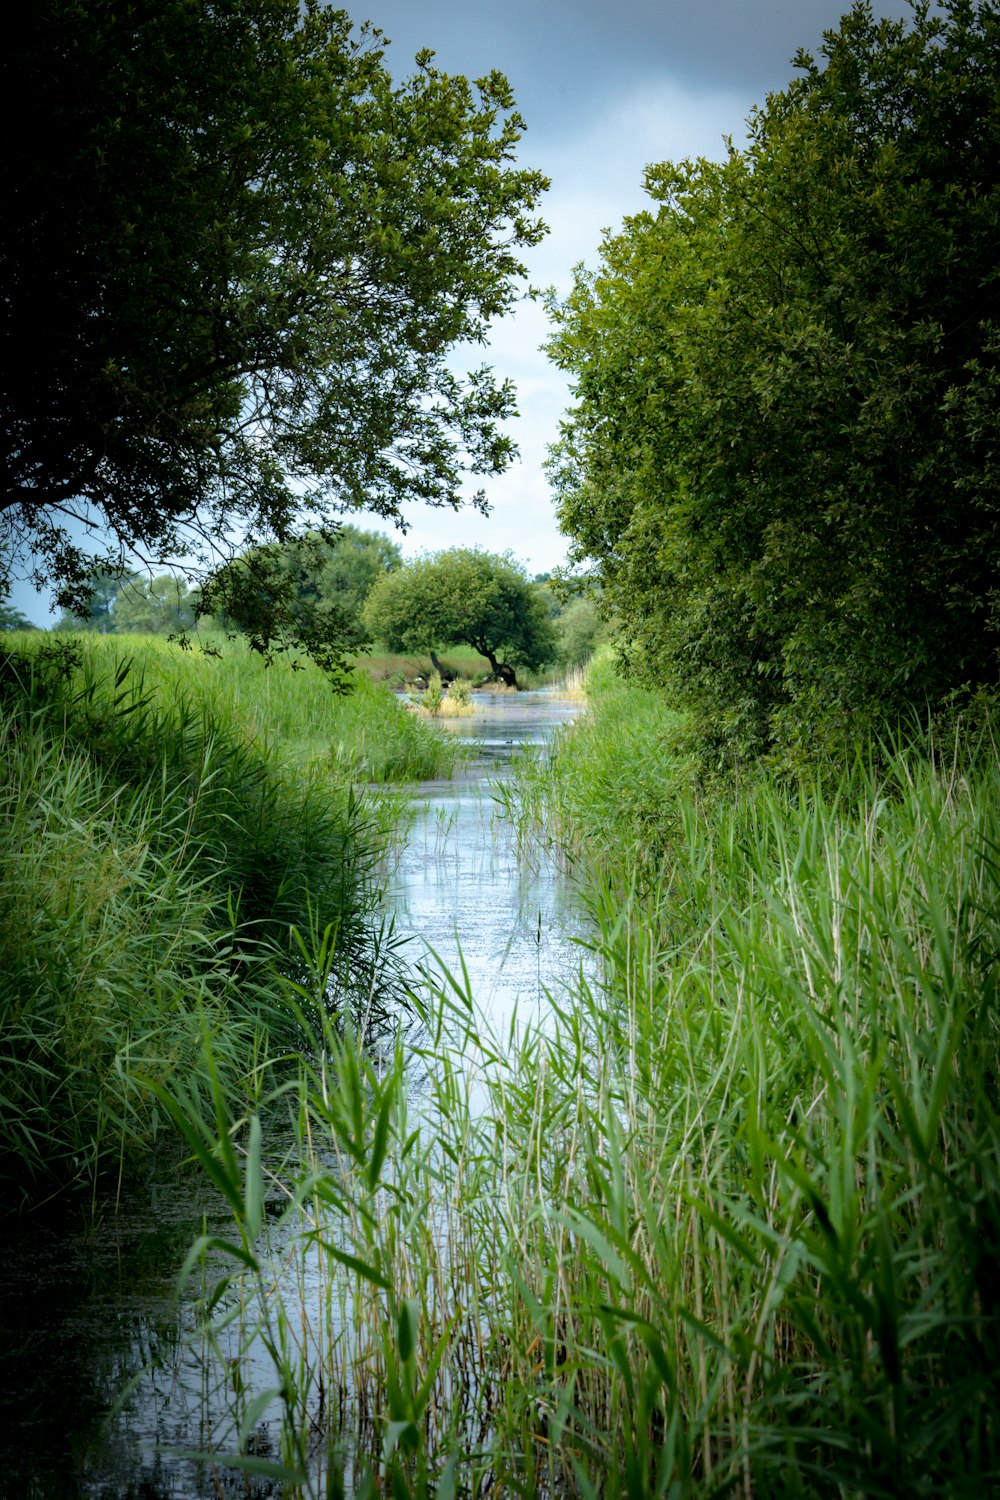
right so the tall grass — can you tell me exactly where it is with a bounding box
[45,630,468,781]
[494,645,697,874]
[0,716,263,1207]
[165,706,1000,1494]
[0,633,449,1209]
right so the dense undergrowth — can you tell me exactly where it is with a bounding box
[164,652,999,1496]
[0,633,459,1211]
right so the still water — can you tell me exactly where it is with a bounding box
[387,689,588,1045]
[0,689,585,1498]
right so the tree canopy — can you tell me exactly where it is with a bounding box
[55,569,198,636]
[1,0,547,618]
[548,0,1000,769]
[362,548,556,686]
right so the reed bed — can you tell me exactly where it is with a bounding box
[168,691,1000,1495]
[0,632,450,1209]
[45,630,469,781]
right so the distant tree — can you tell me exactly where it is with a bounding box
[316,527,403,627]
[54,566,195,634]
[0,602,38,631]
[200,526,402,674]
[54,567,140,632]
[549,0,1000,768]
[362,548,557,687]
[110,575,197,635]
[1,0,547,632]
[556,595,607,669]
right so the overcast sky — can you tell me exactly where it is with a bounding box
[11,0,912,622]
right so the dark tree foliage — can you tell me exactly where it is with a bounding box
[1,0,547,622]
[548,0,1000,769]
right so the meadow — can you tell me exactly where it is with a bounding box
[160,651,1000,1496]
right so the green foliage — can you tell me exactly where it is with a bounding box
[555,592,608,668]
[0,633,441,1207]
[52,567,127,633]
[549,0,1000,771]
[444,675,472,710]
[0,718,259,1206]
[1,0,547,616]
[56,568,197,635]
[421,671,444,716]
[170,708,1000,1493]
[498,646,696,871]
[362,547,557,687]
[0,604,38,631]
[199,525,403,676]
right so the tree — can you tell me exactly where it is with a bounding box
[53,568,134,633]
[362,548,557,687]
[109,576,198,636]
[0,603,38,632]
[556,595,607,669]
[54,567,196,634]
[548,0,1000,769]
[1,0,547,621]
[206,526,400,639]
[200,525,402,671]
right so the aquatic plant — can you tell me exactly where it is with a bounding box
[421,670,444,717]
[166,721,1000,1495]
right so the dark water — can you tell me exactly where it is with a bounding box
[0,690,583,1499]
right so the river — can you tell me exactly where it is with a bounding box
[0,687,585,1499]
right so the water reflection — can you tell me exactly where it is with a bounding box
[0,1183,239,1498]
[387,689,588,1043]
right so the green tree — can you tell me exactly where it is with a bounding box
[556,594,607,669]
[0,603,38,632]
[362,548,557,687]
[548,0,1000,769]
[54,567,141,633]
[1,0,547,622]
[54,568,196,634]
[110,575,197,635]
[316,526,403,627]
[201,525,402,672]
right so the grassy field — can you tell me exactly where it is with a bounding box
[0,632,464,1210]
[161,652,1000,1495]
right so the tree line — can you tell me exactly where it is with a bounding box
[48,534,604,684]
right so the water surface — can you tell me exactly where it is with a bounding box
[388,689,587,1044]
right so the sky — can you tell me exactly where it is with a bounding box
[10,0,911,624]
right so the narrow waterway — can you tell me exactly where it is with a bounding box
[387,689,588,1045]
[0,688,585,1498]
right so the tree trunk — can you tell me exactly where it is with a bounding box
[478,644,518,689]
[428,649,453,682]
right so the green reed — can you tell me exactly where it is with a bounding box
[165,693,999,1495]
[0,633,439,1209]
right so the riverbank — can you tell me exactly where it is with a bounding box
[3,646,997,1495]
[0,633,463,1213]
